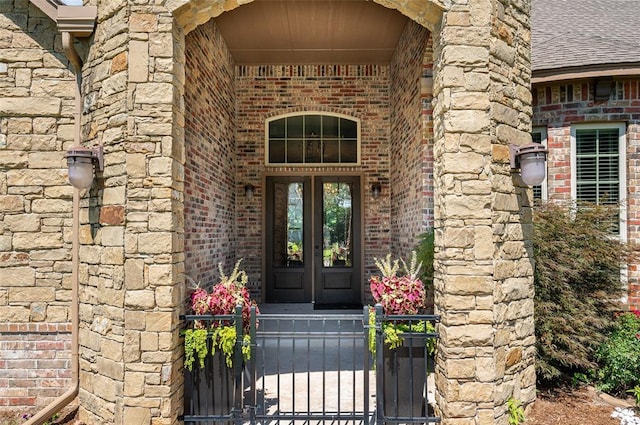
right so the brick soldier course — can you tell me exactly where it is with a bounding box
[0,0,536,424]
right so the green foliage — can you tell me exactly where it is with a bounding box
[213,326,237,368]
[184,326,252,370]
[507,397,525,425]
[627,385,640,407]
[571,372,590,387]
[533,201,630,386]
[367,309,436,356]
[184,328,209,371]
[212,326,251,368]
[594,312,640,396]
[415,230,435,285]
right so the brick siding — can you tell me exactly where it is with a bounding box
[184,19,237,287]
[234,64,392,299]
[389,21,432,259]
[532,78,640,309]
[0,324,71,415]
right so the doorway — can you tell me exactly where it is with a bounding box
[265,175,362,307]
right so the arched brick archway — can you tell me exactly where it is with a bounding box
[166,1,537,424]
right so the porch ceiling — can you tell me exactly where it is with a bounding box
[214,0,409,65]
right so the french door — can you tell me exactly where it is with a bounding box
[265,175,362,307]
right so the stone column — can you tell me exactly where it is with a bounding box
[77,3,185,424]
[431,0,536,424]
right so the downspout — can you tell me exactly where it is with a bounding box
[22,23,91,425]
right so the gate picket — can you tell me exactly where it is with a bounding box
[181,305,440,424]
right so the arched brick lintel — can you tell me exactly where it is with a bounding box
[166,0,445,35]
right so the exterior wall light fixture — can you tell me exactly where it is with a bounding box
[371,183,382,199]
[66,146,104,189]
[244,184,255,199]
[510,143,548,186]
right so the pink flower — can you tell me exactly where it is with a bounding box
[370,273,425,316]
[188,260,260,333]
[208,283,259,333]
[190,288,210,315]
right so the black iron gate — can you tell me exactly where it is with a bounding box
[181,306,440,424]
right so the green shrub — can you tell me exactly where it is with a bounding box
[533,201,631,386]
[415,229,434,286]
[594,311,640,396]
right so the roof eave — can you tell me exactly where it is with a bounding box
[532,62,640,84]
[29,0,96,38]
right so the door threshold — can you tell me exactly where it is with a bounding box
[258,303,363,314]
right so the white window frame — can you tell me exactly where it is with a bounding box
[532,126,548,201]
[570,122,627,241]
[265,111,362,167]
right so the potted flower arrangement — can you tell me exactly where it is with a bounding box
[183,259,259,417]
[368,252,436,418]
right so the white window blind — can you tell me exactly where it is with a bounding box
[575,128,620,204]
[571,123,626,238]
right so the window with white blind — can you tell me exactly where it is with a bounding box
[571,123,626,237]
[532,127,548,201]
[265,113,360,166]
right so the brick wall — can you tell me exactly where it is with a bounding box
[235,64,392,298]
[0,2,75,414]
[184,19,236,287]
[532,78,640,309]
[389,20,431,259]
[0,323,71,414]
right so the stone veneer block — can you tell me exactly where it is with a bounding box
[0,97,62,116]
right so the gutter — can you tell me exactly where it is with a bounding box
[532,62,640,85]
[24,2,96,425]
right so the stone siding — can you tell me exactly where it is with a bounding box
[532,78,640,309]
[184,19,236,287]
[431,0,536,422]
[0,1,76,413]
[77,4,185,424]
[389,20,432,258]
[234,64,392,296]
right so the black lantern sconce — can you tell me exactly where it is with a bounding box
[244,184,255,199]
[371,183,382,199]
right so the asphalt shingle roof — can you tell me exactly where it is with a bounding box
[532,0,640,72]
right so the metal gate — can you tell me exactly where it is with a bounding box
[181,306,440,424]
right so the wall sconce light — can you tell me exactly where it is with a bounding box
[244,184,255,199]
[371,183,382,199]
[66,146,104,189]
[510,143,548,186]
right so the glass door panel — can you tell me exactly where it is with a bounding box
[286,183,303,267]
[322,182,353,268]
[314,176,361,308]
[266,177,311,303]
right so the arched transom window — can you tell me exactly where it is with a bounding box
[265,113,360,165]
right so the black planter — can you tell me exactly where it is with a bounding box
[184,350,235,424]
[382,339,428,419]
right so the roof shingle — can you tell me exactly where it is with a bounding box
[532,0,640,72]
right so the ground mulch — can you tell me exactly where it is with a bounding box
[526,386,636,425]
